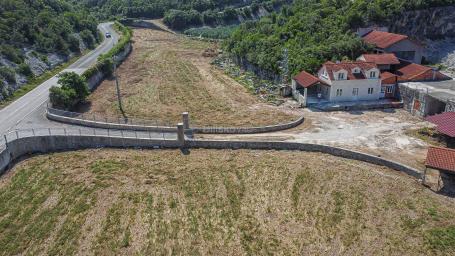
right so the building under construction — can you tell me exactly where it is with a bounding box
[399,80,455,117]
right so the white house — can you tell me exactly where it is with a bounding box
[292,61,382,106]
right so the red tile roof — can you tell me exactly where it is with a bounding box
[360,53,400,65]
[396,62,433,80]
[381,71,398,84]
[362,30,408,49]
[322,61,378,81]
[293,71,321,88]
[426,112,455,137]
[425,147,455,173]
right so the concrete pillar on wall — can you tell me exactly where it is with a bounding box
[177,123,185,147]
[182,112,190,130]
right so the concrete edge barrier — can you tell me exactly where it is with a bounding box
[46,107,305,134]
[46,112,178,132]
[0,136,421,181]
[192,116,305,134]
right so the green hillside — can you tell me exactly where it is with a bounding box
[0,0,100,100]
[224,0,455,77]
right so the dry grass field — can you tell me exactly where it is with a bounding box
[83,28,299,127]
[1,149,455,255]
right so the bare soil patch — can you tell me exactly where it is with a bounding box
[1,149,455,255]
[84,28,300,127]
[199,109,431,169]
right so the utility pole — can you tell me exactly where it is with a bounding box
[113,56,125,118]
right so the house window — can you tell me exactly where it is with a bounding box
[368,88,374,94]
[386,85,394,94]
[336,89,343,96]
[381,86,385,93]
[352,88,359,96]
[338,73,345,80]
[369,71,376,78]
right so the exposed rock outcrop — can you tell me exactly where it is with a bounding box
[389,6,455,40]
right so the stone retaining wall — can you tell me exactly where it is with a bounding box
[0,135,421,180]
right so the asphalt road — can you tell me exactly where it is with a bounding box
[0,22,119,135]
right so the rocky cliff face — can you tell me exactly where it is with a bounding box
[388,6,455,40]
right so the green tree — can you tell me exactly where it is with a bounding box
[50,72,89,109]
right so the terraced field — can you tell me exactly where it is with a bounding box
[83,28,300,127]
[1,149,455,255]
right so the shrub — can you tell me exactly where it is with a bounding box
[0,45,24,64]
[50,72,89,109]
[17,63,34,78]
[49,86,76,109]
[163,9,203,30]
[80,29,96,49]
[67,34,81,52]
[0,66,16,84]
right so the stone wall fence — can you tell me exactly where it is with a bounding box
[0,127,422,181]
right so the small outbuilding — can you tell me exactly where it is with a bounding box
[424,147,455,193]
[426,112,455,148]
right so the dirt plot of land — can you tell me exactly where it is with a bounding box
[201,109,431,169]
[84,28,299,127]
[1,149,455,255]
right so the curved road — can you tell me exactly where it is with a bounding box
[0,23,119,135]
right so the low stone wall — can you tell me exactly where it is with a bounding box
[0,135,421,180]
[46,110,177,132]
[192,116,305,134]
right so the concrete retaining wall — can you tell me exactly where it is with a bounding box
[46,111,177,132]
[0,136,421,180]
[192,116,305,134]
[86,43,132,91]
[47,106,305,134]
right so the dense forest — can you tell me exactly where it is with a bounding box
[224,0,455,77]
[0,0,100,99]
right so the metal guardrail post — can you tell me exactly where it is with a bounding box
[15,131,19,139]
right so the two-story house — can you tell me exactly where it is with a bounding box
[292,61,382,106]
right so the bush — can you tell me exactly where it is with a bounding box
[0,66,16,84]
[0,45,24,64]
[67,34,81,52]
[80,29,96,49]
[17,63,34,78]
[163,9,203,30]
[50,72,89,109]
[49,86,76,109]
